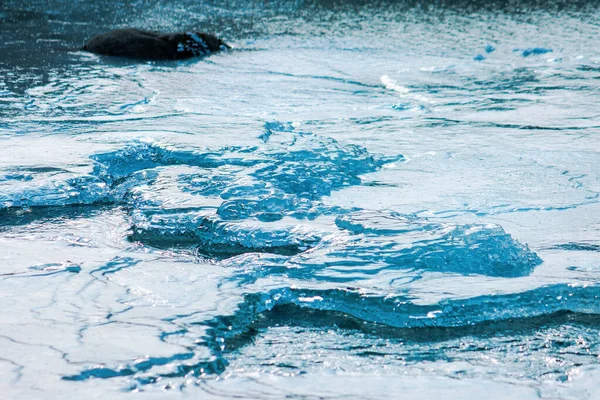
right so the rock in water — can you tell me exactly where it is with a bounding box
[83,28,230,60]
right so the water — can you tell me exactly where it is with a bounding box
[1,0,600,398]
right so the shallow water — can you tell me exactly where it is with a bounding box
[1,0,600,398]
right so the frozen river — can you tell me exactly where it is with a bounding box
[1,0,600,398]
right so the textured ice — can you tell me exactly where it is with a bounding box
[332,211,542,277]
[0,172,110,209]
[129,211,322,256]
[64,282,600,386]
[520,47,553,57]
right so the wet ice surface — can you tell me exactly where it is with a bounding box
[1,0,600,398]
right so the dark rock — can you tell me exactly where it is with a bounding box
[83,28,230,60]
